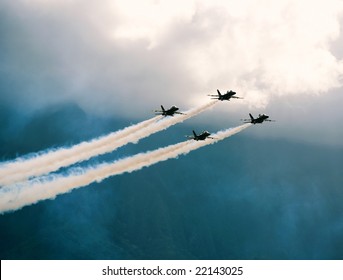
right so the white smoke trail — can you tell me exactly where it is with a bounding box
[0,100,217,186]
[0,123,250,213]
[0,116,160,185]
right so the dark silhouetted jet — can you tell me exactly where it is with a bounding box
[208,89,243,101]
[187,130,214,141]
[154,105,185,116]
[242,113,275,124]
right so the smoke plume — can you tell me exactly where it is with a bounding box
[0,123,250,213]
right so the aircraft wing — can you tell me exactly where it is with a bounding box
[240,118,252,123]
[207,96,220,100]
[153,110,164,114]
[231,96,244,99]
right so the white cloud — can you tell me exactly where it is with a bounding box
[74,0,343,111]
[110,0,196,48]
[185,1,343,100]
[2,0,343,115]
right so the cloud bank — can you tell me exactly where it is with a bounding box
[1,0,343,113]
[1,0,343,147]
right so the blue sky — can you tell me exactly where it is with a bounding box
[1,0,343,259]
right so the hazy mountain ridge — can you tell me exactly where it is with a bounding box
[1,102,342,259]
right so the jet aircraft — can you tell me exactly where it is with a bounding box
[187,130,214,141]
[208,89,243,101]
[242,113,275,124]
[154,105,185,116]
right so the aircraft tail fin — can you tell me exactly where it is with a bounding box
[161,105,165,112]
[192,130,197,138]
[249,113,254,121]
[217,89,222,97]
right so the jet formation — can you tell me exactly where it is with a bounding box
[155,89,274,140]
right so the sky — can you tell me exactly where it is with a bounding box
[1,0,343,259]
[1,0,343,145]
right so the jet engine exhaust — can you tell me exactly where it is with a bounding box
[0,123,250,214]
[0,101,217,186]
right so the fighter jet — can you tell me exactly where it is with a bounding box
[154,105,185,116]
[208,89,243,101]
[187,130,214,141]
[242,113,275,124]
